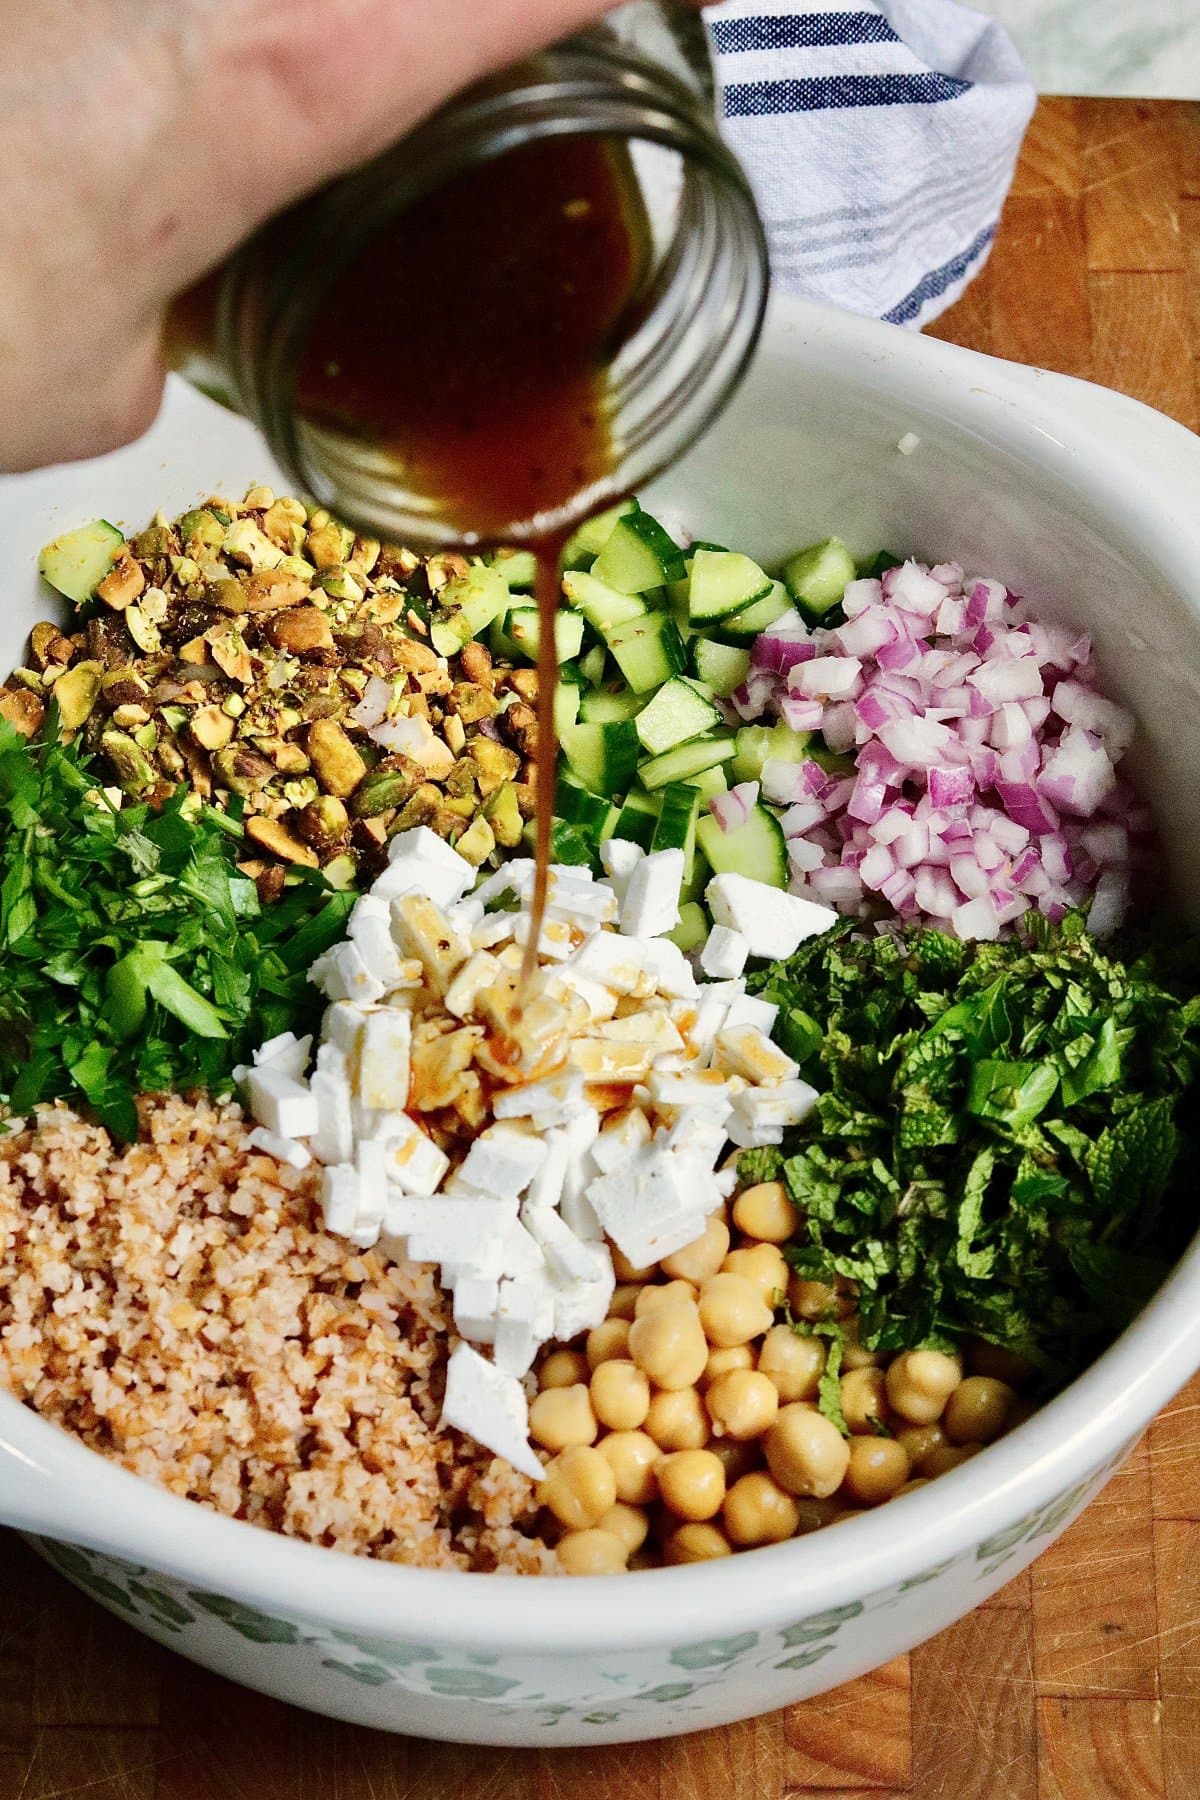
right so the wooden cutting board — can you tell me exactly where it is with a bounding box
[2,95,1199,1800]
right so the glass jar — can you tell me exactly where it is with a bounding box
[167,2,769,548]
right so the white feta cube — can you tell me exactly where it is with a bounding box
[252,1031,312,1081]
[722,993,779,1035]
[453,1276,500,1344]
[645,1067,734,1113]
[638,936,698,998]
[729,1078,819,1144]
[245,1066,320,1140]
[246,1126,312,1170]
[494,1273,559,1376]
[454,1123,546,1202]
[714,1024,800,1085]
[444,949,502,1020]
[348,1139,388,1247]
[706,873,837,961]
[619,848,684,939]
[380,826,475,908]
[440,1342,543,1479]
[348,895,409,989]
[599,837,644,906]
[471,859,535,908]
[544,967,619,1023]
[310,1060,354,1167]
[377,1113,451,1194]
[321,1163,361,1236]
[700,925,749,981]
[492,1071,589,1129]
[568,931,651,996]
[590,1106,653,1174]
[357,1009,412,1113]
[587,1146,717,1267]
[497,1218,546,1280]
[523,1128,571,1214]
[308,940,385,1005]
[321,1002,368,1068]
[552,1267,617,1342]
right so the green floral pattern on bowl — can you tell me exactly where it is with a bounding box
[27,1445,1127,1738]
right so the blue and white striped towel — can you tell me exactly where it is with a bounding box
[707,0,1035,326]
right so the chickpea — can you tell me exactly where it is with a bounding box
[539,1349,590,1390]
[598,1502,650,1556]
[758,1325,825,1403]
[597,1429,661,1504]
[664,1522,734,1563]
[706,1369,780,1441]
[920,1443,981,1479]
[763,1404,851,1498]
[733,1180,796,1244]
[841,1436,911,1507]
[787,1274,839,1321]
[794,1495,842,1533]
[721,1244,790,1308]
[839,1317,885,1370]
[590,1359,651,1432]
[645,1387,709,1452]
[895,1422,947,1468]
[529,1384,597,1451]
[628,1300,708,1390]
[840,1366,889,1435]
[703,1344,756,1387]
[557,1528,629,1575]
[944,1376,1014,1445]
[709,1437,760,1485]
[657,1449,727,1521]
[634,1279,698,1319]
[967,1339,1033,1386]
[723,1471,802,1546]
[661,1214,730,1285]
[885,1349,963,1425]
[607,1284,642,1322]
[698,1273,774,1349]
[538,1446,618,1529]
[586,1318,632,1370]
[611,1246,656,1283]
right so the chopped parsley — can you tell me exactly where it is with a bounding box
[746,916,1200,1385]
[0,716,354,1139]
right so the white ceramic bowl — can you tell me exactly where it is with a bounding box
[2,296,1200,1748]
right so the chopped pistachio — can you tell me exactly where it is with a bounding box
[190,705,235,751]
[350,768,414,818]
[222,517,285,571]
[124,605,161,654]
[52,662,102,730]
[455,814,496,865]
[307,718,366,798]
[221,692,247,718]
[111,702,152,731]
[101,729,156,794]
[245,815,319,866]
[282,775,320,809]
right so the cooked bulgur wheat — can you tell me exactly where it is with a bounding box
[0,1095,554,1572]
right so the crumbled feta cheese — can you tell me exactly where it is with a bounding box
[310,1061,354,1167]
[444,949,502,1019]
[599,836,644,906]
[454,1123,546,1202]
[320,1002,368,1067]
[722,993,780,1035]
[453,1276,500,1344]
[590,1106,653,1174]
[700,924,749,980]
[308,939,385,1005]
[390,893,471,993]
[377,1112,451,1194]
[347,895,409,989]
[706,872,838,961]
[440,1343,543,1479]
[619,848,684,938]
[492,1071,589,1129]
[381,826,475,908]
[252,1031,312,1081]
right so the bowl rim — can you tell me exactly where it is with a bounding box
[4,292,1200,1654]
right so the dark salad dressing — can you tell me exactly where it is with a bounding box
[293,134,654,978]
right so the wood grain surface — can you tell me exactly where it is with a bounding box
[2,96,1200,1800]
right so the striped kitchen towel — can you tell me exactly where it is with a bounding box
[707,0,1035,326]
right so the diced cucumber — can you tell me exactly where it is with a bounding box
[688,548,772,624]
[667,541,727,611]
[604,612,686,694]
[563,499,639,570]
[562,568,649,635]
[638,734,736,792]
[507,606,585,664]
[579,643,607,686]
[489,613,519,662]
[732,720,814,785]
[561,720,640,794]
[679,849,711,906]
[38,519,125,604]
[683,763,729,800]
[695,804,789,889]
[557,774,619,839]
[668,901,708,954]
[612,788,661,849]
[553,680,582,737]
[718,580,794,644]
[809,744,856,776]
[539,818,594,866]
[593,510,687,594]
[578,687,646,725]
[651,781,702,878]
[633,676,722,758]
[689,638,751,698]
[489,547,537,589]
[430,564,510,655]
[781,536,857,621]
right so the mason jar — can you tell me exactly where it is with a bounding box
[166,1,769,549]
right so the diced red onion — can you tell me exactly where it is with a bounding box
[822,704,858,754]
[1039,727,1116,817]
[995,782,1061,836]
[952,895,1001,940]
[709,781,759,833]
[778,692,825,732]
[787,834,827,873]
[780,798,827,835]
[841,578,882,618]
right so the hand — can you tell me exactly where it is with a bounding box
[0,0,616,472]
